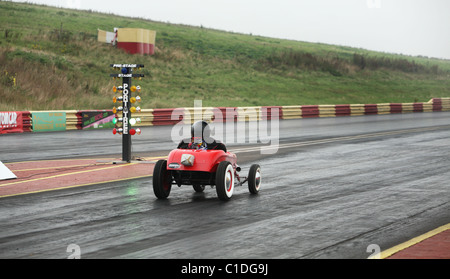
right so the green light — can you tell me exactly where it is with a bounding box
[112,117,123,125]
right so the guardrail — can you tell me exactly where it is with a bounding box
[66,110,82,130]
[279,98,449,119]
[1,98,449,134]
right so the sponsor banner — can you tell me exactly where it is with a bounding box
[0,111,24,134]
[82,110,115,129]
[32,111,66,132]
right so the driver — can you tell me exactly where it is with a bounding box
[177,120,227,152]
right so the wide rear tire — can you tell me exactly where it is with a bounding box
[215,161,234,201]
[153,160,172,199]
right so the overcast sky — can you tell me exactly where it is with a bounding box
[11,0,450,59]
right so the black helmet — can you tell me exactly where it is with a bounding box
[191,120,211,141]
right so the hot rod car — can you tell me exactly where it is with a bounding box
[152,148,261,201]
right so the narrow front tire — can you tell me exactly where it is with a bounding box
[248,164,261,194]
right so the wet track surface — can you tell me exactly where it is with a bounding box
[0,112,449,258]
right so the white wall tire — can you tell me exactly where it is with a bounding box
[216,161,234,201]
[248,164,261,194]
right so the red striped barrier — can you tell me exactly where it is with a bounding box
[364,104,378,115]
[215,107,237,122]
[152,108,182,126]
[335,105,351,116]
[22,111,32,132]
[262,106,282,120]
[413,103,423,112]
[432,98,442,112]
[301,105,320,118]
[390,103,402,114]
[75,111,83,129]
[2,98,449,133]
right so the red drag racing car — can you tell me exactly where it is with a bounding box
[152,148,261,201]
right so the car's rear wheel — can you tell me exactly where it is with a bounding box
[153,160,172,199]
[215,161,234,201]
[248,164,261,194]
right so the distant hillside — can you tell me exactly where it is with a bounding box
[1,1,449,111]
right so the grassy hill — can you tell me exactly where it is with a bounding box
[1,1,449,111]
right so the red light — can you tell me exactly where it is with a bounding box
[113,128,123,135]
[130,129,136,135]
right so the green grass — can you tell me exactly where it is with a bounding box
[1,1,449,111]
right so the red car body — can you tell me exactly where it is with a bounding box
[167,149,237,173]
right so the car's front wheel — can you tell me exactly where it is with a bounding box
[248,164,261,194]
[193,184,205,192]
